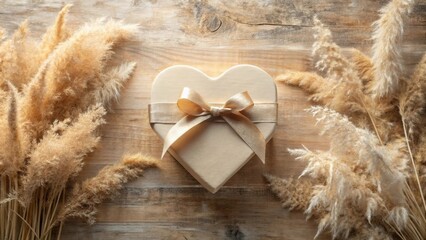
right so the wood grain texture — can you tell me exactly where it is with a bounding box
[1,0,425,239]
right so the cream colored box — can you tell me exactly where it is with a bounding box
[149,65,277,193]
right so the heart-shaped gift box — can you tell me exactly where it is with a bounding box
[149,65,277,193]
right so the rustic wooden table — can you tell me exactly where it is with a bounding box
[2,0,425,239]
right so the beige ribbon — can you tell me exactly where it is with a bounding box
[151,87,275,163]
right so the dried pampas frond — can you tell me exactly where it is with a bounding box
[37,4,71,62]
[278,16,400,143]
[95,61,137,107]
[312,16,360,88]
[265,174,313,211]
[0,5,156,240]
[0,82,23,176]
[399,53,426,141]
[312,17,374,119]
[371,0,414,98]
[20,105,106,204]
[276,70,330,103]
[270,0,425,239]
[269,107,411,239]
[59,154,157,224]
[19,17,139,141]
[350,49,374,92]
[0,20,35,90]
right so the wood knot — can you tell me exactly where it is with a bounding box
[225,224,245,240]
[206,15,222,32]
[200,14,222,33]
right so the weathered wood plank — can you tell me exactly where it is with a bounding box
[1,0,425,48]
[0,0,425,239]
[60,187,326,240]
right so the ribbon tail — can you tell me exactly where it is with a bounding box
[161,114,211,159]
[223,113,266,163]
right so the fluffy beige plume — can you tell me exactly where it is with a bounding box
[276,70,331,103]
[20,105,105,204]
[0,83,21,175]
[0,102,9,174]
[416,134,426,199]
[0,84,8,172]
[265,174,313,211]
[59,154,157,224]
[19,18,138,141]
[36,4,71,65]
[270,1,424,239]
[309,107,408,204]
[93,61,137,107]
[0,6,146,240]
[311,17,371,117]
[351,49,374,92]
[399,53,426,141]
[371,0,414,98]
[4,83,21,171]
[312,17,360,87]
[0,20,37,90]
[268,107,411,239]
[0,4,70,91]
[280,17,402,142]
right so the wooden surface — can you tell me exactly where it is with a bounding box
[1,0,425,239]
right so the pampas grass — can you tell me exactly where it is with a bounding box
[58,153,157,225]
[371,0,414,98]
[0,5,157,240]
[269,0,425,239]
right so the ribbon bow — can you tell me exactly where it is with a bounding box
[162,87,266,163]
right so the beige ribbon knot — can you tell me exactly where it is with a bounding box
[209,106,231,117]
[161,87,266,163]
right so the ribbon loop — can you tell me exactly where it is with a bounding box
[161,87,266,163]
[177,88,210,116]
[224,91,254,112]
